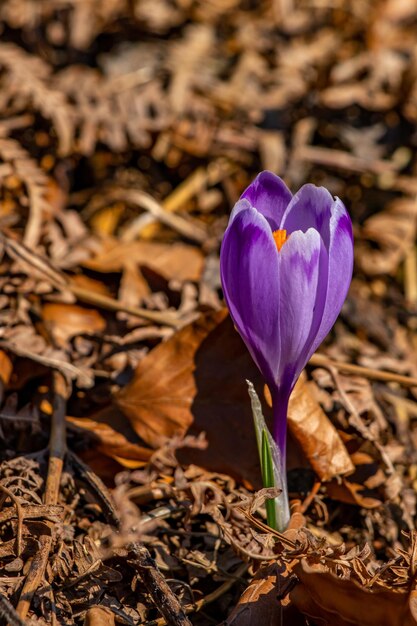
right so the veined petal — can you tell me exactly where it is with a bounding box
[241,171,293,230]
[280,184,334,249]
[220,206,281,388]
[277,228,328,391]
[307,197,353,355]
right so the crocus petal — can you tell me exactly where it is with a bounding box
[220,205,281,388]
[280,184,334,248]
[276,228,328,392]
[241,171,293,230]
[307,197,354,355]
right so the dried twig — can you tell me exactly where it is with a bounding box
[107,188,208,244]
[0,339,94,388]
[130,543,193,626]
[69,283,182,329]
[310,353,417,388]
[16,371,68,620]
[161,158,237,213]
[297,145,397,175]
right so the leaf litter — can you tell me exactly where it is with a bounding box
[1,1,417,624]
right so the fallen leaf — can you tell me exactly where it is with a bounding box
[83,238,204,282]
[287,375,355,481]
[67,413,152,468]
[222,512,306,626]
[118,261,150,309]
[41,303,106,347]
[116,309,226,444]
[291,559,417,626]
[115,310,267,485]
[221,563,304,626]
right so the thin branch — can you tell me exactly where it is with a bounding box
[69,284,182,329]
[16,371,68,620]
[106,188,208,244]
[310,353,417,388]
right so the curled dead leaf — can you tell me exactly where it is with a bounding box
[41,303,106,347]
[288,375,355,481]
[67,414,152,468]
[115,309,227,446]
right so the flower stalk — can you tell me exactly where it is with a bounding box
[248,380,290,531]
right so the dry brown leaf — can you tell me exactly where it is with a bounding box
[222,511,306,626]
[118,262,151,309]
[41,303,106,347]
[115,309,226,445]
[115,310,267,485]
[291,559,417,626]
[221,563,304,626]
[287,375,355,481]
[67,414,152,468]
[83,238,204,282]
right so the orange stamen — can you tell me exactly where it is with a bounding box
[272,229,287,251]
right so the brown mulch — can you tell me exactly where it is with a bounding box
[1,1,417,624]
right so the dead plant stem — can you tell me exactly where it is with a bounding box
[15,371,68,620]
[70,284,181,328]
[310,353,417,388]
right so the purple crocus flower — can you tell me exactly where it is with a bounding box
[220,171,353,464]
